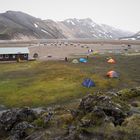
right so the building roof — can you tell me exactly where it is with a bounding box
[0,47,29,54]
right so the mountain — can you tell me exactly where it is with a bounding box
[60,18,133,39]
[62,18,132,39]
[0,11,134,40]
[120,31,140,40]
[0,11,66,40]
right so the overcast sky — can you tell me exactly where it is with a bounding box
[0,0,140,32]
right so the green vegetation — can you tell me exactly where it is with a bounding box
[0,55,139,107]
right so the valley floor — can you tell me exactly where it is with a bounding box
[0,47,140,140]
[0,54,139,108]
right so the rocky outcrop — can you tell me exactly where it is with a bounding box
[78,94,129,126]
[0,107,53,140]
[57,93,131,140]
[0,107,37,131]
[10,121,34,140]
[0,87,140,140]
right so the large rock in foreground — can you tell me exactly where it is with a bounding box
[0,87,140,140]
[78,93,130,126]
[0,108,38,140]
[59,93,131,140]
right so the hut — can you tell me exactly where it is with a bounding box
[0,47,29,61]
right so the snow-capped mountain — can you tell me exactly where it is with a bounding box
[120,31,140,40]
[61,18,133,39]
[0,11,134,40]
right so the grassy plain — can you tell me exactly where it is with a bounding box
[0,54,139,108]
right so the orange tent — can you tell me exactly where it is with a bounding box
[107,58,115,64]
[106,71,118,78]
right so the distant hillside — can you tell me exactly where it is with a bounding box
[120,31,140,40]
[60,18,133,39]
[0,11,134,40]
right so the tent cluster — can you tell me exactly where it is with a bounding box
[72,58,88,64]
[72,58,95,88]
[106,57,118,78]
[106,70,118,78]
[71,56,119,88]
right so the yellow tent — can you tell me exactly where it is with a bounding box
[92,51,99,55]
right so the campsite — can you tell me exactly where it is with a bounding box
[0,53,139,108]
[0,30,140,140]
[0,0,140,139]
[0,47,140,139]
[0,40,140,140]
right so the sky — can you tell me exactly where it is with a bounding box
[0,0,140,32]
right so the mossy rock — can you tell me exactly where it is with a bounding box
[131,101,140,107]
[57,113,73,126]
[118,87,140,101]
[80,112,105,127]
[80,122,115,135]
[122,114,140,129]
[32,118,45,128]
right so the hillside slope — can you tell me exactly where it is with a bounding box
[61,18,133,39]
[0,11,66,40]
[0,11,133,40]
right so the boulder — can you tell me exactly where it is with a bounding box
[0,107,38,139]
[78,94,129,126]
[10,121,34,140]
[0,107,37,132]
[60,93,131,140]
[117,87,140,100]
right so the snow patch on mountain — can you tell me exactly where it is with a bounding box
[34,23,38,28]
[41,29,48,33]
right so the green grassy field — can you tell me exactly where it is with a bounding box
[0,54,139,108]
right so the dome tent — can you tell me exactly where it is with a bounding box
[106,71,119,78]
[82,78,95,88]
[79,58,88,63]
[92,51,99,55]
[72,59,79,64]
[107,58,116,64]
